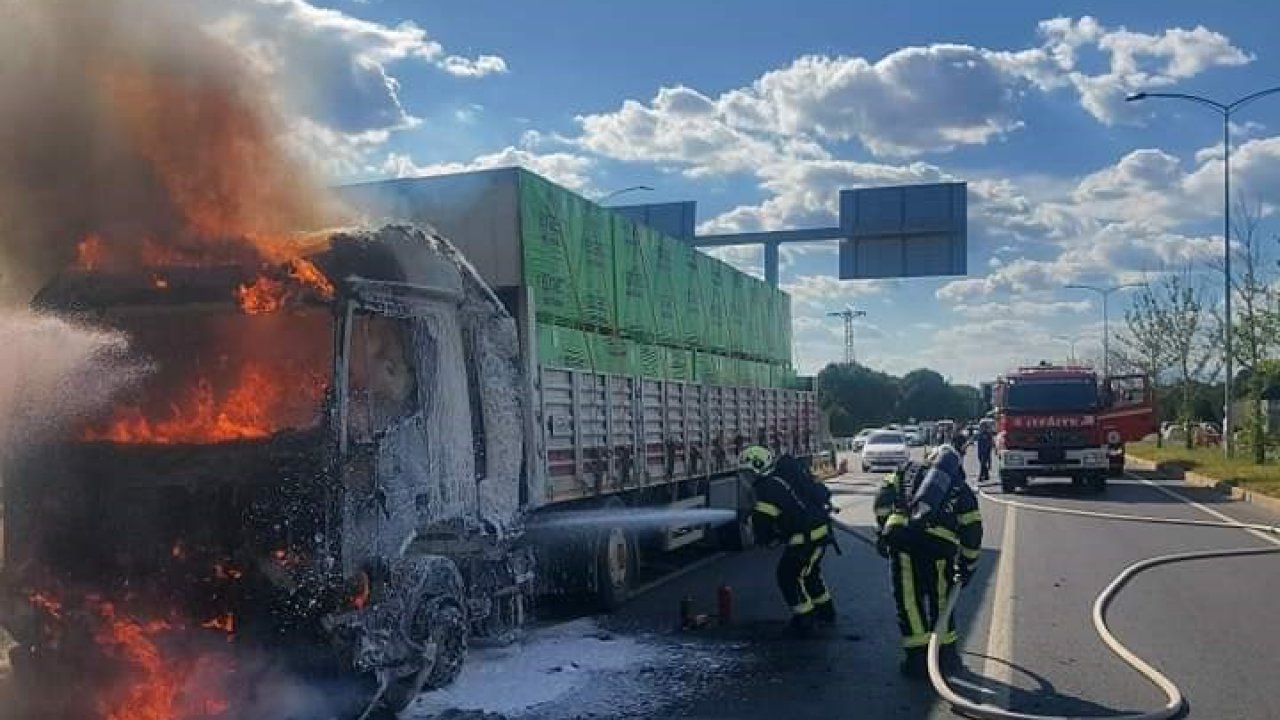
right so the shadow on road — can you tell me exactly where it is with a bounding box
[991,475,1233,507]
[946,652,1143,718]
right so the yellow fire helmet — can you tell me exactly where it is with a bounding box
[738,445,776,477]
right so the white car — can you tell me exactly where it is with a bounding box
[861,430,909,473]
[851,428,876,453]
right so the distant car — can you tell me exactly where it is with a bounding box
[902,425,925,446]
[1162,422,1221,447]
[861,431,909,473]
[851,428,876,453]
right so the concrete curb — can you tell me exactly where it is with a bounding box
[1127,454,1280,517]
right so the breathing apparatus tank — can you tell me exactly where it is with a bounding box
[910,444,962,523]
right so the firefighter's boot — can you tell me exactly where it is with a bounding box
[899,648,927,679]
[814,600,837,626]
[787,613,816,638]
[940,644,963,674]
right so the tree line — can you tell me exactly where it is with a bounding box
[1113,201,1280,463]
[817,363,984,437]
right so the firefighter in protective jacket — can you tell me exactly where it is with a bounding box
[741,445,835,634]
[874,444,983,677]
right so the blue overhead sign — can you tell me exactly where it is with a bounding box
[838,182,967,279]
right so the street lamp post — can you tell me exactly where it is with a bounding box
[599,185,655,204]
[1053,335,1080,363]
[1065,283,1146,378]
[1126,86,1280,458]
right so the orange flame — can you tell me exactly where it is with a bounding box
[200,613,235,635]
[76,234,106,271]
[93,603,180,720]
[351,572,371,611]
[91,602,233,720]
[235,258,334,315]
[234,276,286,315]
[29,592,63,619]
[287,258,335,298]
[81,362,323,445]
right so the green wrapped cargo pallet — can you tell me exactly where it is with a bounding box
[632,341,665,380]
[761,287,779,362]
[747,358,768,386]
[747,278,768,361]
[519,174,616,330]
[724,269,744,356]
[773,287,791,363]
[593,334,630,375]
[537,324,595,371]
[780,293,793,366]
[693,352,723,385]
[614,216,657,340]
[666,348,694,382]
[649,229,683,345]
[678,243,704,347]
[702,254,730,353]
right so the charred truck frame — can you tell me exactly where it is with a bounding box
[3,169,819,717]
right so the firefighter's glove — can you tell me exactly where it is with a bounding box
[875,534,891,559]
[955,561,976,588]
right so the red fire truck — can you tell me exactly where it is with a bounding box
[991,363,1156,494]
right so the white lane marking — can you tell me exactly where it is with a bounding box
[1130,474,1280,547]
[982,501,1018,706]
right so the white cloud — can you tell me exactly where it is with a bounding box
[1024,17,1251,124]
[382,147,595,192]
[953,300,1092,318]
[783,275,886,310]
[571,15,1249,175]
[701,245,763,278]
[196,0,507,178]
[439,54,508,78]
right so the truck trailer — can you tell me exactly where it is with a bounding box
[2,169,818,717]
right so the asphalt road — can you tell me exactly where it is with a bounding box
[530,448,1280,720]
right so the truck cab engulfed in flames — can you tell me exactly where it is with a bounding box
[2,225,533,717]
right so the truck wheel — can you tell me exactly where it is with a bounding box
[1088,475,1108,495]
[378,597,470,713]
[999,472,1017,494]
[596,523,636,610]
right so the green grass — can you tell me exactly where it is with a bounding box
[1129,441,1280,498]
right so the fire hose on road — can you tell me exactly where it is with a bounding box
[926,483,1280,720]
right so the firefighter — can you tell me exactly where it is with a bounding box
[874,444,983,677]
[975,422,995,483]
[741,445,835,635]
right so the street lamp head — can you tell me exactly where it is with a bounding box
[1126,92,1148,102]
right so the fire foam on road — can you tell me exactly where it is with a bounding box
[408,618,657,718]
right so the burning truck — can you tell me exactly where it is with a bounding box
[1,170,819,718]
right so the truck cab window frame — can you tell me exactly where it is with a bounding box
[346,311,420,445]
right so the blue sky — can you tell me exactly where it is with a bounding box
[207,0,1280,384]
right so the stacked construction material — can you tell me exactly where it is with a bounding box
[519,172,793,387]
[337,167,795,387]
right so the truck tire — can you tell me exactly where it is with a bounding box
[1088,474,1108,495]
[379,598,469,713]
[357,556,469,716]
[999,471,1017,494]
[593,497,637,611]
[596,523,637,610]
